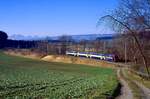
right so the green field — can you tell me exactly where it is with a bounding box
[0,52,118,99]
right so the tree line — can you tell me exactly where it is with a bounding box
[0,31,38,49]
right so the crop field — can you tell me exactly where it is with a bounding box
[0,52,118,99]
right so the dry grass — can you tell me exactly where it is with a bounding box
[128,70,150,89]
[42,55,116,68]
[4,49,44,59]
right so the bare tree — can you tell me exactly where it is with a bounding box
[92,40,101,53]
[97,0,150,76]
[79,40,87,52]
[58,35,73,54]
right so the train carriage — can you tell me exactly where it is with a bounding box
[66,51,117,62]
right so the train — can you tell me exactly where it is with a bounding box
[66,51,117,62]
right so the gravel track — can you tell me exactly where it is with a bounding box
[116,69,133,99]
[117,68,150,99]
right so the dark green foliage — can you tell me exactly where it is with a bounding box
[0,31,8,41]
[0,31,8,48]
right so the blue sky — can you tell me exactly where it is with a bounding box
[0,0,117,36]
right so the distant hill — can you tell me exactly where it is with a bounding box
[9,34,115,41]
[8,34,45,41]
[50,34,114,41]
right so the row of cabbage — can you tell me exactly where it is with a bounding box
[0,70,117,98]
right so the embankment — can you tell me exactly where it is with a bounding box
[4,49,116,68]
[42,55,116,68]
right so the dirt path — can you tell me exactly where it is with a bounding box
[116,69,133,99]
[120,68,150,99]
[133,80,150,99]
